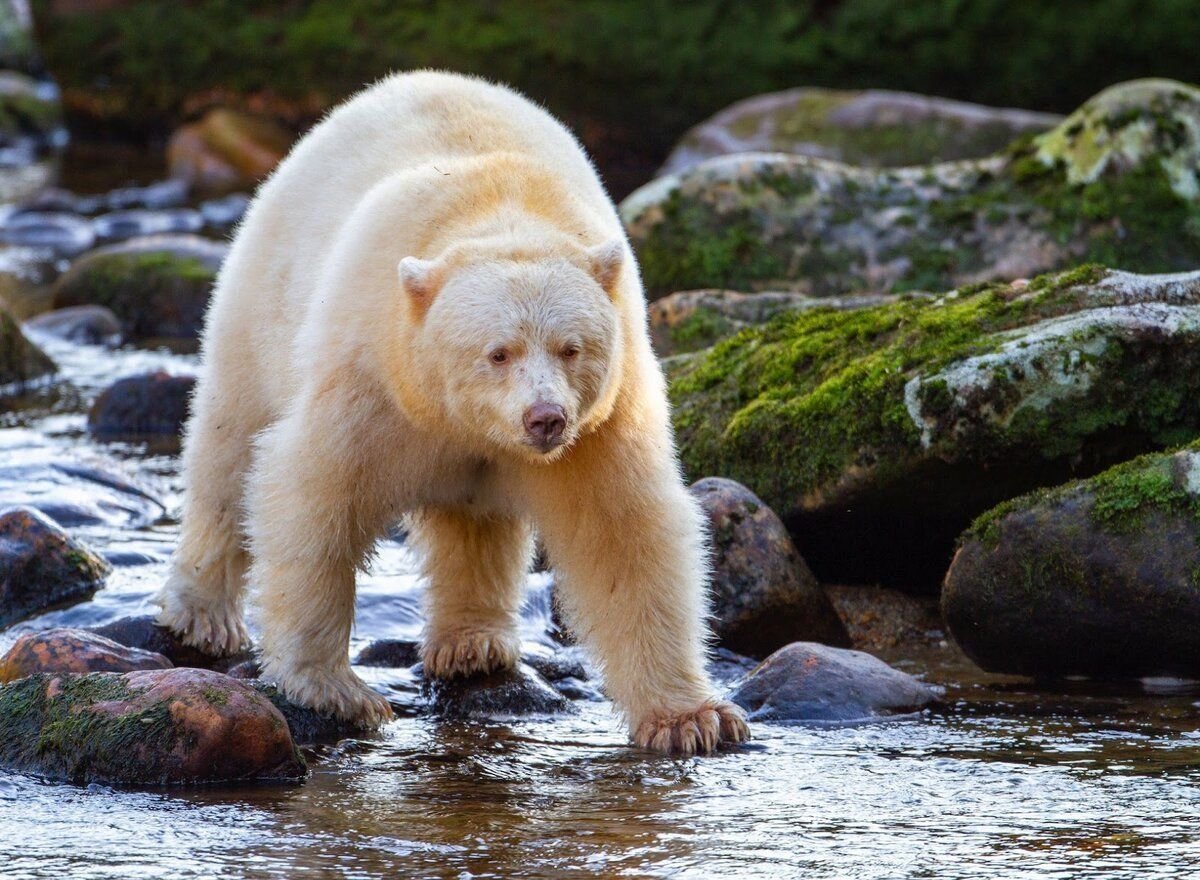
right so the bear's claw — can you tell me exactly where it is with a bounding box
[420,627,521,679]
[154,586,250,657]
[263,660,395,728]
[634,698,750,756]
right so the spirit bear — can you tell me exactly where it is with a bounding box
[155,71,749,755]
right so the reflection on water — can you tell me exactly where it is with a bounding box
[1,324,1199,879]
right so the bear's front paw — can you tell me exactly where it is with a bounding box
[267,663,395,728]
[154,585,249,657]
[421,627,521,679]
[633,698,750,756]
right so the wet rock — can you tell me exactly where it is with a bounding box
[250,682,366,745]
[824,585,943,653]
[423,663,574,719]
[0,432,165,528]
[708,646,759,685]
[0,628,171,682]
[0,669,306,784]
[661,87,1060,176]
[0,507,108,628]
[354,638,420,668]
[670,266,1200,588]
[24,305,122,346]
[0,304,54,393]
[691,477,849,657]
[0,209,92,256]
[167,108,292,195]
[728,642,940,723]
[89,615,251,672]
[51,234,226,342]
[92,208,205,244]
[199,193,250,229]
[944,444,1200,678]
[87,371,195,443]
[624,79,1200,299]
[104,179,189,212]
[225,659,261,679]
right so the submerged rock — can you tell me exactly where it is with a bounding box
[624,79,1200,299]
[0,669,306,784]
[24,305,122,346]
[728,642,940,723]
[691,477,848,656]
[669,267,1200,587]
[661,87,1060,176]
[423,663,573,719]
[0,433,165,528]
[0,628,171,682]
[0,507,108,629]
[87,371,195,443]
[89,615,250,672]
[167,108,292,195]
[0,304,54,394]
[944,445,1200,678]
[51,234,226,343]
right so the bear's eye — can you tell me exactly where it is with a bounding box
[489,349,509,365]
[561,344,580,360]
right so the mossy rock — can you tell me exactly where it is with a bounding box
[51,234,226,343]
[623,79,1200,300]
[0,668,306,785]
[0,507,108,629]
[0,303,54,398]
[669,266,1200,588]
[944,443,1200,677]
[661,87,1061,176]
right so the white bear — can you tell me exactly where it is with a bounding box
[154,71,749,755]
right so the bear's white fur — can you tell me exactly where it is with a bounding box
[155,71,749,755]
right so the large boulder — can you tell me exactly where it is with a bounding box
[0,669,306,784]
[727,641,940,723]
[669,267,1200,588]
[623,79,1200,300]
[944,444,1200,678]
[0,304,53,396]
[51,234,226,343]
[0,628,171,681]
[0,507,108,629]
[690,477,848,656]
[661,87,1060,176]
[167,108,292,196]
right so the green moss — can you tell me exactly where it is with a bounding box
[668,307,737,354]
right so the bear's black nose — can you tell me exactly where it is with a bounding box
[523,403,566,450]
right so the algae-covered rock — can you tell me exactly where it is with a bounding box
[624,79,1200,300]
[0,628,171,682]
[669,267,1200,587]
[0,507,108,629]
[0,668,306,784]
[51,234,226,343]
[727,641,940,723]
[0,304,54,396]
[167,108,292,196]
[661,87,1060,176]
[943,444,1200,678]
[690,477,849,656]
[650,289,894,356]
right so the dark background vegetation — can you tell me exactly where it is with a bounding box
[30,0,1200,196]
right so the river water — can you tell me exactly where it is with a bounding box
[1,207,1199,880]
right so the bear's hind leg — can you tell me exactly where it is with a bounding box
[155,373,259,656]
[411,510,532,679]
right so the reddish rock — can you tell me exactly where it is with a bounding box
[0,628,171,682]
[167,108,292,195]
[0,668,306,784]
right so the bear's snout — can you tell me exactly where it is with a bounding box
[523,402,567,452]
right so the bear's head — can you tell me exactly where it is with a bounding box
[399,240,625,462]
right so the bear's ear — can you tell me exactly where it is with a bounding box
[585,239,625,298]
[398,256,441,308]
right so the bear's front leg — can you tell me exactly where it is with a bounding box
[246,390,396,728]
[526,424,750,756]
[409,510,532,678]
